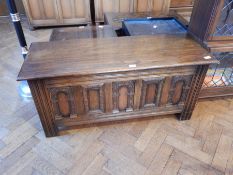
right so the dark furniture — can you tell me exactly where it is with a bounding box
[50,25,117,41]
[122,17,187,36]
[104,12,189,31]
[104,8,233,99]
[21,0,194,28]
[18,35,217,137]
[189,0,233,99]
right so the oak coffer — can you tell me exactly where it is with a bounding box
[18,35,218,137]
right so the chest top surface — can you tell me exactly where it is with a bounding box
[18,35,217,81]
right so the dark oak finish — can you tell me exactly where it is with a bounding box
[189,0,233,99]
[18,35,216,81]
[28,80,58,137]
[189,0,233,42]
[50,25,117,41]
[170,0,194,8]
[179,65,209,120]
[18,34,217,137]
[188,0,222,42]
[206,41,233,52]
[200,86,233,99]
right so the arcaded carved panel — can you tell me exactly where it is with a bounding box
[50,87,76,120]
[49,84,105,119]
[82,84,105,113]
[168,76,193,105]
[112,81,135,113]
[140,77,164,109]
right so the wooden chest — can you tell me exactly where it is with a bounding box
[18,35,217,137]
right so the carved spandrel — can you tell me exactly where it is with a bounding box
[112,81,135,113]
[140,77,164,109]
[49,87,76,120]
[168,76,193,105]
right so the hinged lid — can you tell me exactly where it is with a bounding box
[18,35,218,81]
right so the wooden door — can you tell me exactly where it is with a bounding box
[0,0,25,16]
[22,0,59,26]
[170,0,194,8]
[95,0,136,21]
[136,0,171,14]
[95,0,171,21]
[56,0,91,24]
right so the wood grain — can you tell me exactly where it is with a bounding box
[170,0,194,8]
[50,25,117,41]
[18,35,216,81]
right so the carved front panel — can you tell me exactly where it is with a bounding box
[48,74,194,123]
[50,87,76,120]
[168,76,193,105]
[112,81,135,113]
[140,78,164,109]
[49,84,105,120]
[82,84,105,113]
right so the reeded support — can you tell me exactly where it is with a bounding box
[179,65,209,120]
[28,80,58,137]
